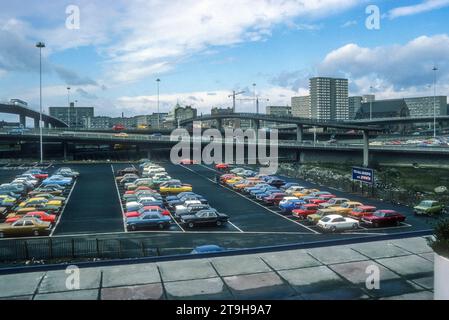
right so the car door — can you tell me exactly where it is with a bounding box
[23,220,37,235]
[333,217,347,230]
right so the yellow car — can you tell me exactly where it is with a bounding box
[114,132,129,137]
[19,198,63,208]
[318,201,364,216]
[292,188,320,198]
[225,177,243,186]
[0,195,17,207]
[0,218,52,238]
[159,184,193,194]
[233,179,262,191]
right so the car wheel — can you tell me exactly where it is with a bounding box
[395,220,401,226]
[130,225,136,231]
[188,222,195,228]
[352,223,358,229]
[330,226,337,233]
[158,223,165,230]
[216,220,222,227]
[33,230,40,236]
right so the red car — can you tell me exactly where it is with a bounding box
[220,174,236,183]
[180,159,197,165]
[113,124,126,131]
[361,210,406,227]
[215,163,230,170]
[292,204,319,219]
[125,206,170,218]
[263,193,286,206]
[309,194,336,205]
[135,186,153,192]
[350,206,377,220]
[6,211,57,224]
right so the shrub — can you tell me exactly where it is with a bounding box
[429,219,449,259]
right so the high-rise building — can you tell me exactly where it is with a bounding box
[349,96,362,120]
[404,96,447,117]
[310,77,349,121]
[49,103,94,128]
[266,105,291,116]
[291,96,311,118]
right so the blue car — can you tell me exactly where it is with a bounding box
[244,183,269,193]
[166,194,208,208]
[279,199,306,213]
[255,189,282,200]
[250,186,278,197]
[191,245,226,254]
[281,183,300,191]
[42,175,72,186]
[266,177,286,188]
[126,212,171,231]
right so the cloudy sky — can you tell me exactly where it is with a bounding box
[0,0,448,119]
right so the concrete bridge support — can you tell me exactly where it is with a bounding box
[19,114,26,127]
[296,124,303,142]
[216,119,223,132]
[34,118,40,129]
[363,130,370,168]
[44,122,49,129]
[253,120,260,131]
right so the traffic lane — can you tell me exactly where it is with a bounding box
[52,164,124,235]
[113,163,187,233]
[163,162,315,234]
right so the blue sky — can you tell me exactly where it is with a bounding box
[0,0,448,119]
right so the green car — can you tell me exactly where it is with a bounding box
[413,200,445,216]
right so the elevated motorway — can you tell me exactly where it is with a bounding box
[1,129,449,167]
[346,115,449,126]
[0,103,68,128]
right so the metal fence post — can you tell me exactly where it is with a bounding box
[24,241,29,260]
[49,238,53,259]
[71,238,75,258]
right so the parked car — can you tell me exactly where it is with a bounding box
[319,198,350,209]
[317,215,359,232]
[160,184,193,194]
[361,210,406,228]
[292,204,320,219]
[413,200,445,216]
[349,206,377,220]
[309,194,336,205]
[117,167,139,176]
[125,206,170,218]
[263,193,286,206]
[318,201,364,216]
[42,175,73,186]
[180,209,229,228]
[215,163,229,170]
[5,211,57,224]
[175,203,210,218]
[126,213,171,231]
[0,218,52,238]
[280,183,301,192]
[279,198,305,213]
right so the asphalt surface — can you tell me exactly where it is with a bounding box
[0,161,445,256]
[52,164,124,235]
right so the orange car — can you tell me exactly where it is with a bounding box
[220,174,237,183]
[292,188,320,198]
[233,179,262,191]
[349,206,377,220]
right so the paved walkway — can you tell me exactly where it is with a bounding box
[0,237,434,300]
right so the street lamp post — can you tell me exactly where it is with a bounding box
[67,87,71,128]
[253,83,257,113]
[433,66,438,138]
[369,86,373,121]
[156,78,161,129]
[36,42,45,164]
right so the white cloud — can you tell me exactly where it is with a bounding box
[319,34,449,91]
[388,0,449,19]
[341,20,357,28]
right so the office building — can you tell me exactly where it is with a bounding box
[266,105,291,116]
[404,96,447,117]
[165,103,197,128]
[49,103,94,128]
[291,96,311,118]
[85,113,168,130]
[355,99,410,119]
[349,96,362,120]
[310,77,349,121]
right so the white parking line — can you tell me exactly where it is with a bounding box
[50,180,77,237]
[228,221,244,233]
[111,164,127,233]
[168,212,186,232]
[180,164,320,234]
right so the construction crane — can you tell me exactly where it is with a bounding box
[228,91,245,113]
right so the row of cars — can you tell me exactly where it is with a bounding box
[0,167,79,238]
[220,168,409,232]
[116,161,230,231]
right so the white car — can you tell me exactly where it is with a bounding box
[317,215,359,232]
[279,197,299,206]
[175,200,202,216]
[285,186,305,195]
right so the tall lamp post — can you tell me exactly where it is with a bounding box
[369,86,373,120]
[252,83,257,113]
[156,78,161,129]
[433,66,438,138]
[36,42,45,164]
[67,87,71,128]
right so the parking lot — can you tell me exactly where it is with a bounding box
[0,161,444,254]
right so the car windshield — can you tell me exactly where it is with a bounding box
[321,217,331,222]
[373,211,386,217]
[419,201,434,208]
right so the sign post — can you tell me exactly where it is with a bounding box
[352,167,374,185]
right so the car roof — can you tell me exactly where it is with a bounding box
[324,214,345,219]
[376,210,397,213]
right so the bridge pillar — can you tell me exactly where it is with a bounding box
[216,119,223,132]
[363,130,370,168]
[19,114,26,127]
[253,120,260,131]
[44,122,50,129]
[34,118,40,129]
[296,124,303,142]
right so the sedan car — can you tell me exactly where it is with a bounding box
[292,204,319,219]
[349,206,377,220]
[361,210,406,228]
[125,206,170,218]
[33,193,66,203]
[317,215,359,232]
[0,195,17,208]
[6,211,57,224]
[180,159,197,165]
[126,213,172,231]
[180,209,229,228]
[278,198,305,213]
[215,163,229,170]
[19,198,63,208]
[0,218,52,238]
[413,200,445,216]
[42,175,72,186]
[159,184,193,194]
[117,167,139,176]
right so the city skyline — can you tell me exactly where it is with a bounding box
[0,0,449,119]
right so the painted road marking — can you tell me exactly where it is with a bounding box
[111,164,127,233]
[50,180,77,237]
[180,164,320,234]
[228,221,244,233]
